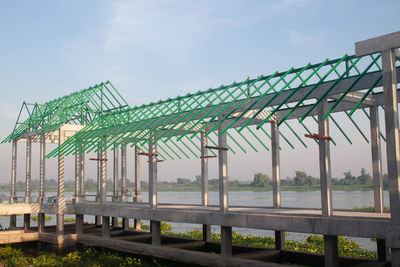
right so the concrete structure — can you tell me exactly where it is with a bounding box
[2,32,400,266]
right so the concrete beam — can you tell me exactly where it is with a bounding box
[355,31,400,56]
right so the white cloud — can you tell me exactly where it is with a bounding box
[288,30,326,45]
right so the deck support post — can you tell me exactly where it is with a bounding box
[221,226,232,256]
[218,115,228,212]
[76,214,83,235]
[318,98,338,267]
[370,105,384,213]
[23,137,32,230]
[56,127,65,250]
[151,220,161,246]
[38,213,45,233]
[201,131,211,241]
[121,144,129,230]
[271,121,285,250]
[100,143,107,206]
[112,147,119,228]
[9,140,17,229]
[382,49,400,263]
[80,148,85,200]
[149,137,157,209]
[134,146,142,230]
[102,216,110,238]
[74,150,80,204]
[95,148,101,226]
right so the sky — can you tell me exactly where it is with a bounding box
[0,0,399,184]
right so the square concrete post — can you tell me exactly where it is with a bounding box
[370,106,384,213]
[76,214,83,235]
[39,134,46,204]
[221,226,232,256]
[149,137,157,209]
[24,213,30,231]
[112,147,119,228]
[24,137,32,230]
[57,127,65,249]
[318,98,338,267]
[102,216,110,238]
[100,145,107,206]
[201,131,211,241]
[370,106,388,260]
[218,115,228,212]
[382,49,400,262]
[25,136,32,204]
[271,121,285,250]
[134,146,142,230]
[38,213,45,233]
[151,220,161,246]
[79,148,85,199]
[9,140,17,229]
[74,151,80,204]
[95,148,101,226]
[121,144,129,230]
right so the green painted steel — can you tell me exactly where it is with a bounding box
[3,52,390,161]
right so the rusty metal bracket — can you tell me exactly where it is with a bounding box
[205,145,229,151]
[305,133,331,141]
[199,155,217,159]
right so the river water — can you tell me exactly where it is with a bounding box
[1,190,389,252]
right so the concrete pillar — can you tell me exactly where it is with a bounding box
[95,148,101,226]
[218,115,228,212]
[74,151,80,204]
[56,128,65,249]
[221,226,232,256]
[151,220,161,246]
[201,131,211,241]
[318,98,338,267]
[38,213,45,233]
[102,216,110,238]
[121,144,128,230]
[9,140,17,228]
[112,147,119,227]
[100,145,107,206]
[23,213,30,231]
[25,137,32,204]
[39,134,46,204]
[149,138,157,209]
[134,146,142,230]
[271,121,285,250]
[79,148,85,199]
[370,106,384,213]
[76,214,83,235]
[381,49,400,263]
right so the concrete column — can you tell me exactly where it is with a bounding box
[134,146,142,230]
[221,226,232,256]
[370,106,384,213]
[201,131,211,241]
[102,216,110,238]
[100,145,107,206]
[10,140,17,229]
[112,147,119,227]
[56,128,65,249]
[74,151,80,203]
[218,115,228,212]
[79,149,85,199]
[149,138,157,209]
[271,121,285,250]
[382,49,400,263]
[24,213,30,231]
[318,98,338,267]
[95,148,101,226]
[151,220,161,246]
[76,214,83,235]
[39,134,46,204]
[25,137,32,204]
[38,213,45,233]
[121,144,128,230]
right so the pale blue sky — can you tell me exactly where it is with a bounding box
[0,0,398,183]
